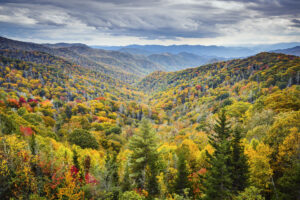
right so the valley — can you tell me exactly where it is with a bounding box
[0,36,299,200]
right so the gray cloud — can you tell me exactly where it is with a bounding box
[0,0,299,45]
[291,19,300,28]
[244,0,300,17]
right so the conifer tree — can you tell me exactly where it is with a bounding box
[73,149,80,171]
[121,162,131,192]
[174,147,191,196]
[128,118,159,197]
[103,152,120,200]
[203,110,233,200]
[231,127,249,194]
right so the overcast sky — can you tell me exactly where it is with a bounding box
[0,0,299,46]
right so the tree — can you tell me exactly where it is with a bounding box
[119,191,145,200]
[128,119,159,197]
[231,127,249,194]
[235,186,265,200]
[68,129,98,149]
[245,141,273,193]
[203,110,233,200]
[174,146,191,196]
[275,128,300,199]
[121,162,131,192]
[102,152,120,199]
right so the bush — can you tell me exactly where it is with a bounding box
[119,191,145,200]
[235,186,264,200]
[91,122,104,131]
[23,113,43,126]
[105,126,122,135]
[17,107,27,116]
[0,112,19,134]
[68,129,99,149]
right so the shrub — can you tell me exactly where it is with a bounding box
[68,129,99,149]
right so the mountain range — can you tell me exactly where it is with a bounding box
[272,46,300,57]
[1,36,299,83]
[93,42,300,57]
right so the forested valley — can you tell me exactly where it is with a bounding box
[0,37,299,200]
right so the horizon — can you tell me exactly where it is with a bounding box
[0,0,299,46]
[2,35,300,49]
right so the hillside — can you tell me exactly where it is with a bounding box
[0,49,140,101]
[139,52,300,93]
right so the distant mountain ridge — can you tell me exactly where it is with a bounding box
[2,36,299,83]
[0,36,224,76]
[271,46,300,56]
[146,52,224,71]
[0,36,164,83]
[93,42,300,58]
[93,44,255,57]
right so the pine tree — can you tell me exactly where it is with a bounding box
[72,149,80,171]
[174,147,191,196]
[231,127,249,194]
[103,153,119,189]
[121,162,131,192]
[128,118,159,197]
[203,110,233,200]
[102,152,120,200]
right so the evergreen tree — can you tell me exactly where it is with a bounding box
[128,118,159,197]
[29,133,37,156]
[72,149,80,171]
[276,162,300,200]
[121,162,131,192]
[231,127,249,194]
[175,146,191,196]
[203,110,233,200]
[72,149,84,181]
[102,152,120,200]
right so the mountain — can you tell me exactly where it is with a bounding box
[93,42,300,58]
[271,46,300,56]
[0,36,164,83]
[63,45,165,76]
[139,52,300,99]
[147,52,224,71]
[0,49,130,101]
[94,44,256,57]
[43,42,88,48]
[119,47,152,55]
[250,42,300,52]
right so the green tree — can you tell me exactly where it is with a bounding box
[102,152,120,200]
[231,127,249,194]
[128,119,159,197]
[68,129,99,149]
[122,162,131,192]
[174,147,191,196]
[203,110,232,200]
[119,191,145,200]
[276,161,300,199]
[235,186,265,200]
[72,149,81,172]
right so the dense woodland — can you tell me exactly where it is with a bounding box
[0,40,299,200]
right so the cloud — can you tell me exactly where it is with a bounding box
[0,0,299,45]
[291,19,300,28]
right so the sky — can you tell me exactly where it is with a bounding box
[0,0,299,46]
